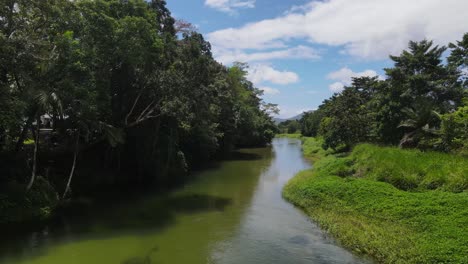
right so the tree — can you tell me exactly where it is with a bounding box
[436,101,468,154]
[278,120,300,134]
[448,33,468,87]
[300,110,323,137]
[0,0,279,210]
[318,77,380,150]
[381,40,463,146]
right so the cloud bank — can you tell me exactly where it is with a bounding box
[259,86,280,95]
[215,45,320,65]
[208,0,468,60]
[247,64,299,85]
[327,67,382,92]
[205,0,255,14]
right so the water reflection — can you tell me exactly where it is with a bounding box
[209,138,369,264]
[0,138,369,264]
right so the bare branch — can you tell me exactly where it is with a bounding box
[125,89,144,126]
[136,100,156,122]
[127,113,161,128]
[175,19,197,34]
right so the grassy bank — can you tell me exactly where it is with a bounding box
[275,134,332,160]
[275,133,302,139]
[283,137,468,263]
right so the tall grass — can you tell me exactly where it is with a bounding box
[283,138,468,263]
[275,133,302,139]
[351,144,468,192]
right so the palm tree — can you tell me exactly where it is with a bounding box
[62,129,79,199]
[61,119,125,199]
[26,90,62,191]
[398,101,436,148]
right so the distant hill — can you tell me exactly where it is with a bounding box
[273,112,307,124]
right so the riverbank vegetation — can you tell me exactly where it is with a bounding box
[277,120,301,134]
[0,0,278,224]
[300,34,467,154]
[283,33,468,263]
[283,138,468,263]
[274,133,301,139]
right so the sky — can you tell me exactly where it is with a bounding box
[166,0,468,118]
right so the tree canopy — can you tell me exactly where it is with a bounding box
[0,0,277,205]
[300,35,468,152]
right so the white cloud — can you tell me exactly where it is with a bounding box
[208,0,468,59]
[277,106,313,118]
[296,108,313,114]
[327,67,381,84]
[247,64,299,85]
[205,0,255,14]
[329,82,345,93]
[259,86,280,95]
[214,45,320,65]
[461,67,468,78]
[327,67,382,93]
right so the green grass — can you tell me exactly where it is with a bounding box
[23,139,35,145]
[283,138,468,263]
[351,144,468,192]
[299,137,334,161]
[275,133,302,139]
[275,135,333,161]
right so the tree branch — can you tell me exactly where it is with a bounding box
[125,89,144,126]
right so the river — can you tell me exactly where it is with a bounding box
[0,138,369,264]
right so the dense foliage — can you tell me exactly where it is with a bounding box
[284,30,468,264]
[0,0,277,222]
[277,119,300,134]
[300,36,468,152]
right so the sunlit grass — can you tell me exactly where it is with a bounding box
[351,144,468,192]
[275,135,332,161]
[274,133,302,139]
[283,138,468,263]
[23,139,35,145]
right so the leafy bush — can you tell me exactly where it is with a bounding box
[437,104,468,155]
[0,177,58,224]
[301,137,334,160]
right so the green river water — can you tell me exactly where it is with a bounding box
[0,138,369,264]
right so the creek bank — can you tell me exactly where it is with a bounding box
[282,136,468,263]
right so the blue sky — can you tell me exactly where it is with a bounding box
[166,0,467,118]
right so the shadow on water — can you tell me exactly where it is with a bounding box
[189,150,265,173]
[121,246,160,264]
[186,149,267,183]
[222,151,264,161]
[167,194,231,213]
[0,193,232,262]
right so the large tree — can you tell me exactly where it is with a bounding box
[380,40,463,147]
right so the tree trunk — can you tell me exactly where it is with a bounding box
[62,131,79,199]
[15,114,35,152]
[152,117,161,155]
[399,130,417,149]
[0,127,5,151]
[26,116,40,191]
[162,126,175,183]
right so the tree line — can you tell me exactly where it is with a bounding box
[300,35,468,154]
[0,0,277,214]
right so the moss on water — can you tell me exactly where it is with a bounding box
[283,138,468,263]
